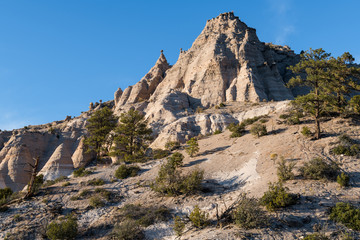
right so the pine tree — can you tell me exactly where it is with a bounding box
[84,107,118,160]
[111,109,152,162]
[287,48,334,139]
[186,137,199,157]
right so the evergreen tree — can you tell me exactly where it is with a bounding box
[84,107,118,159]
[287,48,334,139]
[111,109,152,162]
[186,137,199,157]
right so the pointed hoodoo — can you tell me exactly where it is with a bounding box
[114,50,171,109]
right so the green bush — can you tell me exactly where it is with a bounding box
[332,145,359,156]
[189,205,209,228]
[213,129,222,135]
[118,204,170,227]
[219,102,225,108]
[87,178,105,186]
[152,149,171,159]
[303,233,329,240]
[73,167,92,177]
[186,137,199,157]
[173,216,186,236]
[165,141,181,151]
[46,215,78,240]
[349,95,360,114]
[250,123,267,137]
[0,188,13,201]
[168,152,184,167]
[232,193,268,229]
[241,116,263,126]
[337,172,350,187]
[276,157,296,182]
[300,158,339,180]
[260,182,297,211]
[227,123,245,138]
[301,126,312,137]
[330,202,360,230]
[89,195,105,208]
[115,165,140,179]
[111,219,144,240]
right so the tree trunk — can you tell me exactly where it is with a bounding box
[24,157,40,199]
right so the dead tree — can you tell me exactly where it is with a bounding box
[24,156,40,199]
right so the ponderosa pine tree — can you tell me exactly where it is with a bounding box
[287,48,334,139]
[111,109,152,162]
[186,137,199,157]
[84,107,118,160]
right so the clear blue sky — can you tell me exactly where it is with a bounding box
[1,0,359,130]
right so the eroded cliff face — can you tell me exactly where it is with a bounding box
[0,12,301,191]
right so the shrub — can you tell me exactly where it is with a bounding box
[300,158,339,180]
[303,233,329,240]
[73,167,92,177]
[46,215,78,240]
[227,123,245,138]
[330,202,360,230]
[0,188,13,201]
[165,141,181,151]
[173,216,186,236]
[337,172,350,187]
[87,178,105,186]
[349,95,360,114]
[89,195,105,208]
[250,123,267,137]
[115,165,140,179]
[213,129,222,135]
[62,182,70,187]
[79,189,92,198]
[152,149,170,159]
[219,102,225,108]
[118,204,170,227]
[276,157,296,182]
[94,188,111,200]
[241,116,263,126]
[232,193,268,229]
[260,182,297,211]
[301,126,312,137]
[180,169,204,195]
[332,145,359,156]
[185,137,199,157]
[189,205,209,228]
[111,219,144,240]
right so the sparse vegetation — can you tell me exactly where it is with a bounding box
[189,205,209,228]
[115,165,140,179]
[301,126,312,137]
[303,233,329,240]
[186,137,199,157]
[152,148,171,159]
[213,129,222,135]
[330,202,360,231]
[300,158,339,180]
[337,172,350,188]
[232,193,268,229]
[46,215,78,240]
[276,157,296,182]
[349,95,360,114]
[331,134,359,156]
[260,182,298,211]
[73,167,92,177]
[173,216,186,236]
[165,141,181,151]
[250,123,267,137]
[87,178,105,186]
[111,219,144,240]
[89,195,105,208]
[227,123,245,138]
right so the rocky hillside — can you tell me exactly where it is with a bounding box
[0,12,302,191]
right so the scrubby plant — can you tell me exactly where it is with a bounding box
[186,137,199,157]
[349,95,360,114]
[118,204,170,227]
[276,157,296,182]
[301,126,312,137]
[46,215,78,240]
[303,233,329,240]
[213,129,222,135]
[89,195,105,208]
[331,134,359,156]
[73,167,92,177]
[62,182,70,187]
[250,123,267,137]
[173,216,186,236]
[0,187,13,201]
[151,153,203,196]
[94,188,111,201]
[115,165,140,179]
[337,172,350,187]
[189,205,209,228]
[227,123,245,138]
[152,149,170,159]
[219,102,225,108]
[330,202,360,230]
[299,158,339,180]
[232,193,268,229]
[165,141,181,151]
[260,182,297,211]
[87,178,105,186]
[111,219,144,240]
[241,116,264,126]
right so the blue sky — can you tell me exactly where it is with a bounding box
[0,0,359,130]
